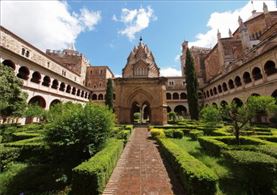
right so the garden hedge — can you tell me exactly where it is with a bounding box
[72,139,124,195]
[198,136,276,156]
[157,138,218,195]
[0,145,20,171]
[223,150,277,194]
[4,137,49,162]
[198,137,229,156]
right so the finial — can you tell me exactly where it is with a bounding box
[139,36,143,42]
[238,16,243,25]
[229,28,233,37]
[217,29,221,39]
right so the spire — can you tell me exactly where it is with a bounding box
[263,2,268,13]
[229,28,233,37]
[251,0,256,15]
[67,42,76,50]
[139,36,143,43]
[217,29,221,39]
[238,16,243,26]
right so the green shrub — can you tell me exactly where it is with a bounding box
[157,138,218,195]
[0,162,28,194]
[72,139,124,195]
[223,150,277,194]
[4,137,49,162]
[150,128,165,138]
[0,145,20,171]
[200,105,221,123]
[46,103,115,157]
[168,112,177,122]
[164,129,174,138]
[198,136,229,156]
[11,131,41,141]
[173,129,184,139]
[230,144,277,159]
[189,130,203,140]
[116,130,130,141]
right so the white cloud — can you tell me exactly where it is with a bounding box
[114,6,156,40]
[160,67,182,77]
[114,74,122,78]
[190,1,277,47]
[1,1,101,51]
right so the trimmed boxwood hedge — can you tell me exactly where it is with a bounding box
[4,137,49,162]
[198,137,229,156]
[223,150,277,194]
[0,145,20,171]
[189,130,203,140]
[157,138,218,195]
[72,139,124,195]
[198,136,276,156]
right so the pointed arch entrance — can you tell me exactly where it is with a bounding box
[114,77,168,125]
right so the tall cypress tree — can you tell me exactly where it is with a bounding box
[185,48,199,120]
[105,78,113,110]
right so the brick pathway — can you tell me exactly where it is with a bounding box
[103,127,185,195]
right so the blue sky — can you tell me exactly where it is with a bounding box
[1,0,276,76]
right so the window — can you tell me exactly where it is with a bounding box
[169,81,174,86]
[21,48,25,55]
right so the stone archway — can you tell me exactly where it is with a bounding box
[114,77,168,125]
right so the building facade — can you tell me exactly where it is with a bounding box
[180,3,277,109]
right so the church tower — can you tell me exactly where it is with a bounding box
[122,37,160,78]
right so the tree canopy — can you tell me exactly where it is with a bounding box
[0,63,27,121]
[185,48,199,120]
[105,78,113,110]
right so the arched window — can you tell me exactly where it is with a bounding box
[166,93,172,100]
[50,99,61,108]
[264,61,277,76]
[252,67,262,80]
[207,91,210,97]
[81,91,84,97]
[232,97,243,107]
[180,93,187,99]
[17,66,29,80]
[174,105,187,116]
[98,94,103,100]
[173,93,179,100]
[51,79,59,89]
[212,103,218,108]
[218,85,222,93]
[72,87,76,95]
[213,87,217,95]
[66,85,71,93]
[28,96,46,108]
[210,89,213,96]
[243,72,252,84]
[220,100,228,108]
[228,79,235,89]
[42,76,51,87]
[223,82,228,92]
[2,59,15,70]
[59,82,65,91]
[77,89,80,96]
[235,76,242,87]
[92,94,97,100]
[31,71,41,84]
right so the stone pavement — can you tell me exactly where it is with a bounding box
[103,127,185,195]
